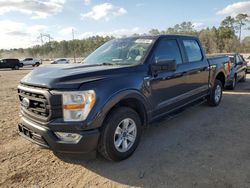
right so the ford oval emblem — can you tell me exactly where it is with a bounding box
[22,98,30,109]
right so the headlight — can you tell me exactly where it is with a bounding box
[62,90,96,122]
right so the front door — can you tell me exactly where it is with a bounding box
[149,38,192,117]
[0,59,7,68]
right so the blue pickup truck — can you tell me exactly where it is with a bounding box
[17,35,231,161]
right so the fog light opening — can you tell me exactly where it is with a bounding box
[55,132,82,143]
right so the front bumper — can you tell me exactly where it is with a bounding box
[18,116,100,154]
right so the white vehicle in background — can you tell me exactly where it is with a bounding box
[246,56,250,72]
[51,58,70,64]
[20,58,41,67]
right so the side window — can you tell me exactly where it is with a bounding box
[154,39,183,65]
[236,55,241,63]
[183,40,203,62]
[1,59,6,63]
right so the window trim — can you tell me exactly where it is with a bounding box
[182,39,204,63]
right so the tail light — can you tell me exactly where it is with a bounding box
[227,63,231,73]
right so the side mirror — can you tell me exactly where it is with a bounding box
[151,59,177,74]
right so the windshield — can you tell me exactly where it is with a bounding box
[83,38,154,66]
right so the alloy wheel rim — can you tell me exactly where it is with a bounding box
[215,85,222,103]
[114,118,137,153]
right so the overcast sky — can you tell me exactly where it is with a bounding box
[0,0,250,49]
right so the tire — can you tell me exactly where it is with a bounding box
[240,71,246,82]
[35,62,40,67]
[19,63,24,67]
[98,107,142,161]
[207,79,223,106]
[13,65,19,70]
[228,76,236,90]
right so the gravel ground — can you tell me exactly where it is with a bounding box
[0,67,250,188]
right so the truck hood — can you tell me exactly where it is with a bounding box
[21,64,130,89]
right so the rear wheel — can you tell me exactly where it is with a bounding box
[228,76,236,90]
[13,65,19,70]
[98,107,142,161]
[35,62,40,67]
[207,79,223,106]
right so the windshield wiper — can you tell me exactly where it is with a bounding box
[99,62,118,66]
[96,62,131,66]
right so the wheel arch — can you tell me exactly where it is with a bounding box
[215,71,226,87]
[100,90,150,128]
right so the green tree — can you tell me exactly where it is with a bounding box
[165,21,198,36]
[149,29,160,35]
[241,36,250,53]
[217,26,238,52]
[199,27,219,53]
[221,16,236,31]
[235,14,249,40]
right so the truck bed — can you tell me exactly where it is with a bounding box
[207,55,230,66]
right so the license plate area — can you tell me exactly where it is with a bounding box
[18,124,49,148]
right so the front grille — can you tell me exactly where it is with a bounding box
[18,87,49,118]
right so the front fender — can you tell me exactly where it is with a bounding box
[87,89,151,130]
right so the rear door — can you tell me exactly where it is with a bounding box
[181,38,210,98]
[12,59,19,68]
[25,58,33,65]
[58,59,67,64]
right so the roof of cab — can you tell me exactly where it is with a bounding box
[122,34,198,40]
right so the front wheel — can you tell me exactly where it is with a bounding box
[98,107,142,161]
[207,79,223,106]
[228,76,236,90]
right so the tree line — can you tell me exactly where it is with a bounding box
[0,14,249,59]
[0,36,114,59]
[148,14,250,54]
